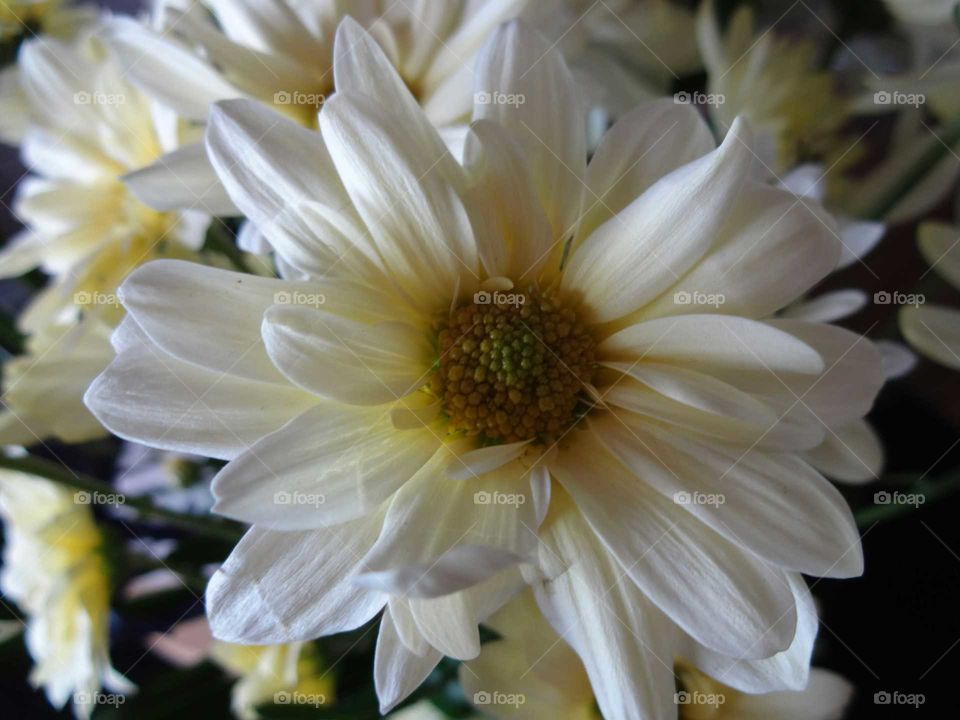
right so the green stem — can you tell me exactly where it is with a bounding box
[0,454,243,542]
[864,115,960,221]
[855,470,960,527]
[205,221,255,274]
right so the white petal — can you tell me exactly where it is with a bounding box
[206,519,387,643]
[84,344,315,460]
[900,304,960,370]
[684,574,819,693]
[354,455,536,598]
[579,99,715,244]
[211,403,440,529]
[837,218,885,270]
[533,507,680,720]
[320,91,477,306]
[563,119,752,323]
[732,668,854,719]
[782,290,867,323]
[122,144,239,215]
[262,305,430,405]
[549,436,796,659]
[375,609,442,714]
[600,314,825,375]
[918,220,960,289]
[473,20,586,242]
[119,259,287,383]
[803,419,884,484]
[639,181,841,320]
[876,339,917,379]
[592,413,864,578]
[105,16,239,121]
[447,441,530,481]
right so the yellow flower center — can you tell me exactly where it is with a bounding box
[432,288,595,445]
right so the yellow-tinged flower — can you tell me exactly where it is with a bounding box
[0,21,211,322]
[697,0,854,177]
[0,469,133,719]
[211,640,334,720]
[85,20,882,718]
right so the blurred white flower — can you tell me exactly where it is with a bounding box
[0,22,209,326]
[0,469,133,719]
[85,20,881,717]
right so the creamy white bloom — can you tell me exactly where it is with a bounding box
[0,23,209,319]
[0,469,133,719]
[103,0,530,217]
[900,221,960,370]
[85,20,881,717]
[461,589,854,720]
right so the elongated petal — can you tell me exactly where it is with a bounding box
[122,144,238,215]
[803,419,883,484]
[564,119,752,323]
[206,518,387,643]
[84,344,315,460]
[549,437,797,658]
[473,20,586,242]
[262,305,430,405]
[533,506,680,720]
[592,413,864,577]
[375,608,442,714]
[212,403,440,529]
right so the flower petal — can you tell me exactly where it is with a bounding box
[122,144,239,215]
[262,304,430,405]
[563,118,752,323]
[205,518,387,644]
[211,403,440,530]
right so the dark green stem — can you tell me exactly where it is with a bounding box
[0,454,243,542]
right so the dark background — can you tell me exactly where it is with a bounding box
[1,0,959,717]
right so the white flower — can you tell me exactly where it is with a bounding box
[462,589,853,720]
[900,220,960,370]
[0,469,133,719]
[103,0,530,217]
[0,23,209,323]
[85,20,881,717]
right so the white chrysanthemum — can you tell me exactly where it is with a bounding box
[0,24,209,318]
[0,469,133,719]
[900,221,960,370]
[85,20,881,717]
[461,590,854,720]
[103,0,530,218]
